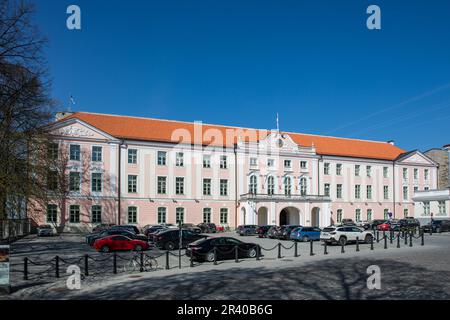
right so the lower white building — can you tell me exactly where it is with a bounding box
[413,188,450,224]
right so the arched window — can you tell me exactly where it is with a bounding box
[300,178,308,196]
[267,176,275,195]
[249,175,257,194]
[284,177,292,196]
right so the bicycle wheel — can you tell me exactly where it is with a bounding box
[144,257,158,271]
[123,259,138,272]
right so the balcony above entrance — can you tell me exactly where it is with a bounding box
[240,193,331,203]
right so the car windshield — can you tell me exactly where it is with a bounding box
[322,227,335,232]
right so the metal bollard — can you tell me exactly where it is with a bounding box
[190,251,194,267]
[294,241,298,258]
[324,241,328,255]
[409,232,413,247]
[390,231,393,244]
[376,231,380,243]
[356,237,360,252]
[140,251,144,272]
[310,239,315,256]
[235,245,239,263]
[278,243,282,259]
[421,230,425,246]
[256,246,260,261]
[397,233,400,248]
[383,231,386,243]
[84,255,89,276]
[404,231,408,245]
[23,257,28,280]
[55,256,60,278]
[165,251,170,270]
[384,235,387,249]
[214,247,218,265]
[113,252,117,274]
[370,237,374,250]
[341,242,345,253]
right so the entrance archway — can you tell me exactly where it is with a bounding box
[311,207,320,227]
[240,207,246,225]
[257,207,268,226]
[279,207,300,225]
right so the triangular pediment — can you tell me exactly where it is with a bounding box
[48,118,118,141]
[396,150,437,166]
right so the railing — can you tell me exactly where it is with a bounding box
[240,193,331,202]
[0,219,31,243]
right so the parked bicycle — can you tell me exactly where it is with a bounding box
[123,252,158,272]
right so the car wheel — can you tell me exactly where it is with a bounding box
[302,236,309,242]
[165,241,175,250]
[134,244,143,252]
[247,248,257,258]
[339,236,347,246]
[101,245,110,253]
[206,251,215,262]
[364,234,373,244]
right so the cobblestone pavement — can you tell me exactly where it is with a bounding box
[2,231,450,299]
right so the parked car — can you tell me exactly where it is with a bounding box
[154,229,208,250]
[93,235,150,253]
[236,225,258,236]
[86,229,147,246]
[256,225,276,238]
[143,225,167,237]
[421,220,450,233]
[320,226,373,245]
[92,223,116,233]
[197,223,217,233]
[290,227,322,242]
[367,219,387,230]
[398,218,420,232]
[148,227,172,243]
[110,225,141,234]
[37,225,56,237]
[341,219,356,226]
[216,225,225,232]
[267,226,281,239]
[182,223,202,234]
[186,237,261,262]
[277,225,302,240]
[377,220,398,232]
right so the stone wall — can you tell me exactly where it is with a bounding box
[425,149,449,189]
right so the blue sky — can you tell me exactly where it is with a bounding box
[34,0,450,151]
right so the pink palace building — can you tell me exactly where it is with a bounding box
[36,112,439,232]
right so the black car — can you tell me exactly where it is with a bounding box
[367,219,386,230]
[341,219,356,226]
[182,223,202,234]
[277,225,302,240]
[186,237,261,262]
[236,225,258,236]
[143,225,167,237]
[422,220,450,233]
[267,226,281,239]
[92,223,116,233]
[86,229,147,246]
[154,229,208,250]
[197,223,217,233]
[256,225,276,238]
[396,218,420,232]
[110,225,141,234]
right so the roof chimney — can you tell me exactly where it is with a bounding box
[55,111,74,122]
[387,140,395,145]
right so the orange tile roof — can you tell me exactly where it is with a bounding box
[63,112,406,161]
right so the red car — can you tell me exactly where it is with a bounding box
[376,220,397,231]
[93,235,150,253]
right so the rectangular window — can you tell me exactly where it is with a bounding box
[176,208,185,224]
[128,149,138,164]
[355,165,360,177]
[176,152,184,167]
[203,208,211,223]
[403,209,409,218]
[70,145,81,161]
[158,207,167,224]
[300,161,307,169]
[324,163,330,175]
[284,160,292,169]
[69,172,81,192]
[366,166,372,178]
[383,167,389,178]
[157,151,167,166]
[128,175,137,193]
[438,201,446,215]
[384,209,389,220]
[91,205,102,223]
[336,164,342,176]
[203,179,212,196]
[220,179,228,196]
[423,202,430,215]
[355,209,361,222]
[92,146,102,162]
[69,205,80,223]
[91,173,102,192]
[414,186,419,193]
[324,184,330,197]
[355,185,361,199]
[267,159,275,168]
[157,177,167,194]
[47,204,57,223]
[250,157,258,167]
[403,168,408,180]
[220,208,228,224]
[220,155,227,169]
[337,209,343,223]
[403,186,408,201]
[366,185,372,200]
[48,143,59,160]
[203,155,211,168]
[414,168,418,180]
[176,177,184,195]
[128,206,137,224]
[336,184,343,199]
[367,209,373,221]
[424,169,429,181]
[47,170,58,191]
[383,186,389,200]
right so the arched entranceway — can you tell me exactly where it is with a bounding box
[279,207,300,225]
[311,207,320,227]
[257,207,268,226]
[241,207,246,225]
